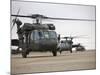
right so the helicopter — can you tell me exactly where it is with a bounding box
[57,36,86,54]
[11,10,95,58]
[11,14,59,58]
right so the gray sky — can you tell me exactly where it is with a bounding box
[11,1,96,49]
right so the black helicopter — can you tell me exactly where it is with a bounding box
[11,10,95,58]
[58,36,86,54]
[11,14,60,58]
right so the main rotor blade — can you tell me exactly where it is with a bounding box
[11,14,95,21]
[61,35,89,39]
[11,19,16,30]
[46,17,95,21]
[11,9,21,30]
[11,14,31,18]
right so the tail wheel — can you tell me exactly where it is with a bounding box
[52,50,57,56]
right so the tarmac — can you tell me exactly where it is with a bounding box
[11,50,96,74]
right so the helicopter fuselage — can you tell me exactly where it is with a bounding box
[17,23,58,54]
[25,30,58,52]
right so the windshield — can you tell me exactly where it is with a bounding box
[38,31,44,39]
[38,31,57,39]
[44,31,49,39]
[49,31,57,39]
[31,30,57,40]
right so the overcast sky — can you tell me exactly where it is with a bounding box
[11,1,96,49]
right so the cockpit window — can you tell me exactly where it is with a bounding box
[38,31,44,39]
[38,31,56,39]
[44,31,49,39]
[49,31,57,39]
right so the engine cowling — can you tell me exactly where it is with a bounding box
[47,24,55,30]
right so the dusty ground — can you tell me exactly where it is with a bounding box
[11,50,96,74]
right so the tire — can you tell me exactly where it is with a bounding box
[22,51,27,58]
[59,50,62,54]
[52,50,57,56]
[70,49,72,53]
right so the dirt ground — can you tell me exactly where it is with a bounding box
[11,50,96,74]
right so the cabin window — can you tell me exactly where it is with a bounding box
[33,30,39,40]
[31,32,34,40]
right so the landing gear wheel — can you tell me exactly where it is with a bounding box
[59,50,62,54]
[52,51,57,56]
[22,51,27,58]
[70,49,72,53]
